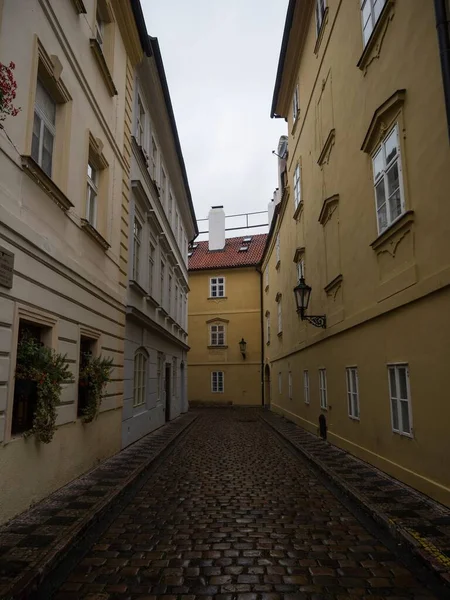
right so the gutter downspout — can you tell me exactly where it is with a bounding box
[434,0,450,140]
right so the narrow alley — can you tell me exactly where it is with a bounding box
[29,409,447,600]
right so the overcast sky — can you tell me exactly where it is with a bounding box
[141,0,288,237]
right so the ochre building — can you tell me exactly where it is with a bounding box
[264,0,450,507]
[188,207,266,406]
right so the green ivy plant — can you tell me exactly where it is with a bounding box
[78,354,113,423]
[15,336,71,443]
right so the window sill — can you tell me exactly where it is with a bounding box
[70,0,86,13]
[275,260,281,270]
[81,219,110,251]
[370,210,414,251]
[277,331,283,338]
[208,296,227,300]
[293,200,304,221]
[265,285,269,293]
[292,113,300,137]
[314,7,329,56]
[129,278,147,296]
[90,38,118,96]
[393,429,413,439]
[357,0,395,73]
[144,293,159,307]
[21,155,74,212]
[207,345,228,350]
[349,415,360,422]
[320,406,328,412]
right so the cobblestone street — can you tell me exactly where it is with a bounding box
[41,409,446,599]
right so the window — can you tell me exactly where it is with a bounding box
[148,241,155,296]
[288,372,293,400]
[361,0,386,46]
[133,349,147,407]
[212,371,224,393]
[136,95,145,147]
[346,367,360,419]
[266,313,270,344]
[276,233,280,263]
[96,10,105,49]
[372,124,404,234]
[168,274,172,315]
[86,161,98,228]
[160,259,165,304]
[175,285,179,322]
[210,324,225,346]
[160,167,167,203]
[277,298,282,334]
[294,163,301,210]
[31,79,56,177]
[319,368,327,409]
[132,217,142,282]
[278,372,282,395]
[176,211,180,244]
[297,257,305,281]
[151,136,158,180]
[157,351,163,401]
[292,84,299,123]
[168,192,173,226]
[388,364,412,436]
[304,370,310,404]
[316,0,326,35]
[210,276,225,298]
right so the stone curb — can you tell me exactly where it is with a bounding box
[3,413,198,600]
[260,412,450,589]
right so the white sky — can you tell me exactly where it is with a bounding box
[141,0,288,238]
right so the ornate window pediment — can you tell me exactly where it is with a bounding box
[361,90,406,154]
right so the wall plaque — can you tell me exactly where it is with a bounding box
[0,246,14,289]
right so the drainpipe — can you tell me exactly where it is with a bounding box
[259,267,264,407]
[434,0,450,140]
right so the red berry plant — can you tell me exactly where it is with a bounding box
[0,61,20,124]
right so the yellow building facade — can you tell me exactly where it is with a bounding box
[188,208,265,406]
[265,0,450,507]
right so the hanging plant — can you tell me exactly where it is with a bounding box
[78,354,113,423]
[0,62,20,123]
[15,336,71,443]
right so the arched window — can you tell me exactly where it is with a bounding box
[133,348,148,407]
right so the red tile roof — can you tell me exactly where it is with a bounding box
[188,234,268,271]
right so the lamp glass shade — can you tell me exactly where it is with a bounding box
[239,338,247,353]
[293,277,311,312]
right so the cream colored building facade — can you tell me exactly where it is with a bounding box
[123,37,197,447]
[265,0,450,507]
[0,0,144,523]
[188,208,266,406]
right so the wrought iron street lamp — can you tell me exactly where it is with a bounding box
[293,277,326,329]
[239,338,247,359]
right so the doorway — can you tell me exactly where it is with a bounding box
[165,363,171,422]
[264,364,271,408]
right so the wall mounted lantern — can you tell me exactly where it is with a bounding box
[239,338,247,358]
[293,277,326,329]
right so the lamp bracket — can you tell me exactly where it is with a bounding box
[297,309,327,329]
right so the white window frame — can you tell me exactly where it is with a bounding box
[86,161,98,228]
[133,349,147,407]
[292,84,299,123]
[288,372,293,400]
[346,367,360,420]
[132,217,142,282]
[360,0,386,46]
[136,94,146,148]
[319,368,327,409]
[32,79,56,177]
[388,363,413,437]
[151,136,158,180]
[316,0,327,36]
[293,163,301,210]
[210,276,225,298]
[303,370,310,404]
[278,372,282,395]
[211,371,224,393]
[210,323,225,346]
[96,10,105,49]
[277,298,282,334]
[372,123,405,234]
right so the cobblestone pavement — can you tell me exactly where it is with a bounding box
[40,408,448,600]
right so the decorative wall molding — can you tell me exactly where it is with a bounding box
[317,129,335,167]
[81,219,111,251]
[21,155,74,212]
[318,194,339,225]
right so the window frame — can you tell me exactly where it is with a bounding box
[210,276,225,298]
[292,84,299,123]
[316,0,327,36]
[135,93,146,148]
[319,368,328,409]
[360,0,386,47]
[277,298,282,335]
[133,348,148,408]
[86,160,99,228]
[132,216,142,282]
[278,372,282,395]
[346,366,360,420]
[372,123,405,235]
[32,79,56,178]
[211,371,224,393]
[303,370,310,404]
[148,240,155,296]
[266,312,271,345]
[388,363,413,437]
[293,162,301,210]
[210,323,226,347]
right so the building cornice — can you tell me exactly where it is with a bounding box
[111,0,145,67]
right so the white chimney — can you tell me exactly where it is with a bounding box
[208,206,226,251]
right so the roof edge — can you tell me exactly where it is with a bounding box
[271,0,296,118]
[130,0,152,56]
[149,36,199,238]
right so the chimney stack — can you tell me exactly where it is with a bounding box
[208,206,225,251]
